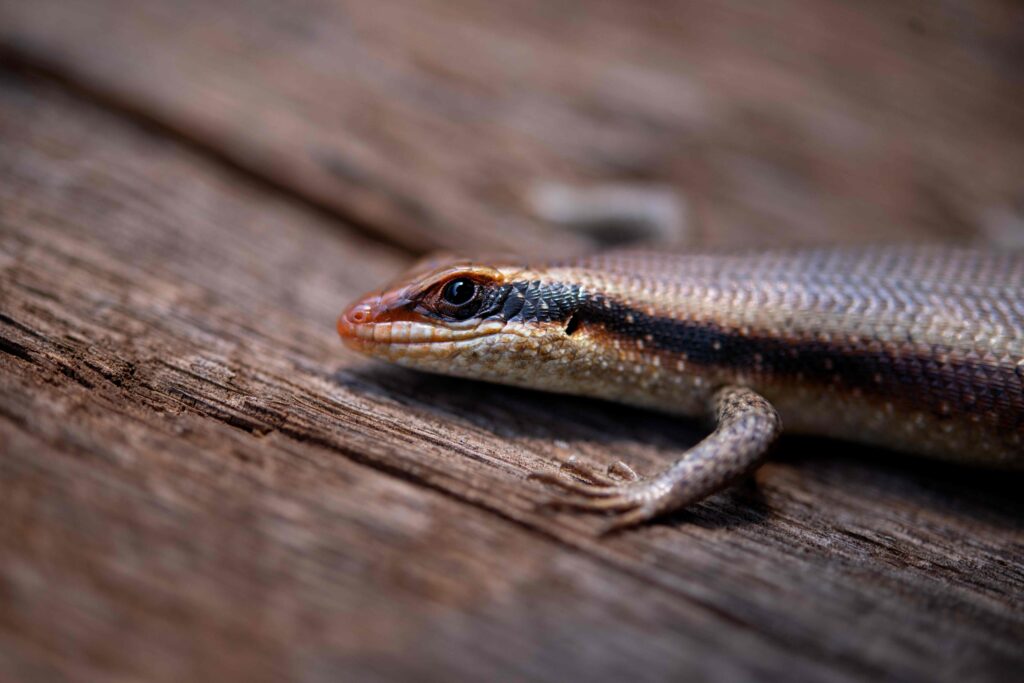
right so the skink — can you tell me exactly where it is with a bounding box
[337,246,1024,531]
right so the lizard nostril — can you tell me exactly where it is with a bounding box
[338,302,375,340]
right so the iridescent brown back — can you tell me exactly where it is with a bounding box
[540,246,1024,464]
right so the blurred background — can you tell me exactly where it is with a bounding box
[3,0,1022,256]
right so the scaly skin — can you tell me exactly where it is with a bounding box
[338,246,1024,530]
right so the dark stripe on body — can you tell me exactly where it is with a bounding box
[493,280,1024,429]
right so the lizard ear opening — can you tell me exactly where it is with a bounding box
[565,312,583,336]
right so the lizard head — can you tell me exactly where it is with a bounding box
[337,255,590,388]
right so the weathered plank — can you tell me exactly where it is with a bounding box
[2,0,1022,254]
[0,72,828,683]
[2,70,1022,682]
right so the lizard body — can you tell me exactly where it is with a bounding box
[338,246,1024,530]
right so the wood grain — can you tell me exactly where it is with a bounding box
[1,69,1022,682]
[1,0,1022,254]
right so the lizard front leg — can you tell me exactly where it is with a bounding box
[530,386,782,533]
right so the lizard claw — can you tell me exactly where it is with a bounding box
[607,460,639,482]
[526,470,623,497]
[526,455,643,499]
[534,483,660,532]
[537,491,643,513]
[543,455,641,486]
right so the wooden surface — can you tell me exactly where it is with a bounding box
[3,0,1024,254]
[0,2,1023,681]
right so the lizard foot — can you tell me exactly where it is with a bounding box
[529,462,663,533]
[527,387,781,533]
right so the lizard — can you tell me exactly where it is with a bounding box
[337,246,1024,531]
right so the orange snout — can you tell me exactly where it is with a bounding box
[337,294,380,344]
[337,288,415,346]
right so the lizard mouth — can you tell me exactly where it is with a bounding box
[337,317,502,347]
[337,293,503,349]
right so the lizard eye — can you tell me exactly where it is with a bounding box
[429,276,486,320]
[441,278,476,306]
